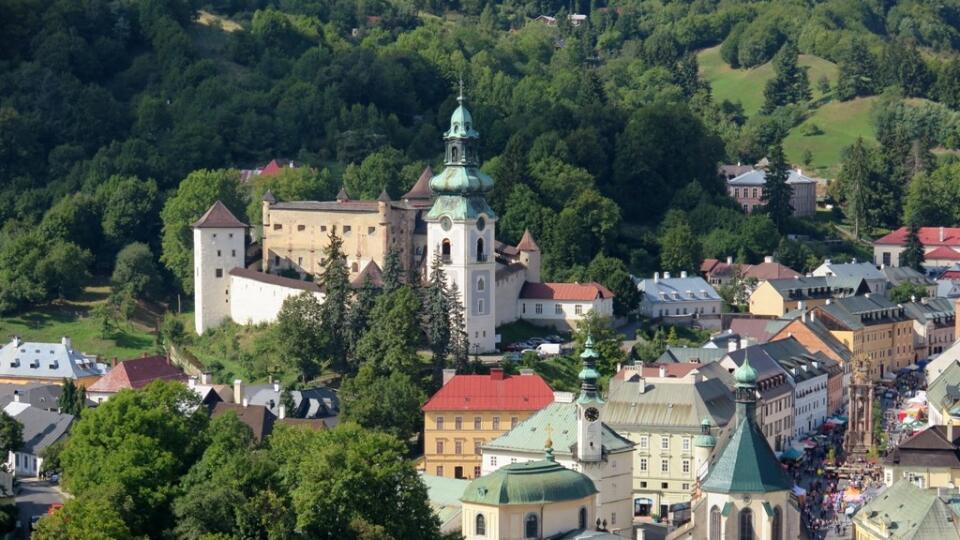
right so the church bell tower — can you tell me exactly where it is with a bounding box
[425,84,497,352]
[576,337,604,463]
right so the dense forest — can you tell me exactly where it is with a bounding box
[3,0,960,313]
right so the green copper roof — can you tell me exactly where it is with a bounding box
[483,402,634,457]
[694,418,716,448]
[700,414,794,494]
[426,194,496,221]
[428,167,495,197]
[446,104,480,139]
[577,336,601,404]
[460,457,597,506]
[734,355,758,385]
[852,479,960,540]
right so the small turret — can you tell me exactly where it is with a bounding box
[694,417,716,482]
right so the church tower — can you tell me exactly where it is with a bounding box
[193,201,247,336]
[576,337,604,463]
[426,86,497,352]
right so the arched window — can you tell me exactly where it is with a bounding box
[477,238,485,262]
[351,262,359,272]
[477,278,485,291]
[452,146,459,161]
[772,507,782,540]
[524,514,538,539]
[475,514,486,536]
[709,506,721,540]
[579,507,588,530]
[739,508,754,540]
[442,239,451,261]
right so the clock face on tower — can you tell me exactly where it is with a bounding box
[440,217,452,231]
[584,407,599,422]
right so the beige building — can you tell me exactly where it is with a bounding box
[422,368,554,479]
[884,425,960,489]
[903,298,955,360]
[604,363,736,520]
[748,275,867,317]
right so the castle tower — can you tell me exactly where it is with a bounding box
[693,417,716,483]
[426,86,497,352]
[193,201,247,335]
[516,229,541,283]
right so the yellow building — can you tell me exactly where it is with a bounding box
[812,295,915,381]
[884,424,960,489]
[422,368,554,479]
[748,275,867,317]
[260,169,435,280]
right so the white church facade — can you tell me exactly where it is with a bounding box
[191,94,614,349]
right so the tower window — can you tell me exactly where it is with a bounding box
[709,507,721,540]
[451,146,459,161]
[477,238,485,262]
[217,250,221,257]
[524,514,538,539]
[579,507,587,530]
[477,278,485,291]
[739,508,754,540]
[215,269,223,278]
[442,239,451,262]
[351,262,359,272]
[476,514,486,536]
[478,299,484,314]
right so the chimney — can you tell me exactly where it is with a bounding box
[61,336,71,350]
[200,372,211,385]
[658,366,667,378]
[727,337,740,353]
[273,380,280,393]
[142,352,148,358]
[637,377,647,394]
[279,405,286,419]
[880,263,886,269]
[242,397,249,408]
[664,272,671,279]
[810,310,816,322]
[13,390,19,403]
[9,336,19,348]
[941,226,946,243]
[764,255,774,264]
[911,295,917,303]
[234,379,243,404]
[111,357,118,368]
[636,525,646,540]
[188,377,197,389]
[442,368,457,386]
[866,292,871,299]
[490,368,505,381]
[680,270,688,278]
[826,299,832,305]
[825,258,831,265]
[653,272,660,283]
[726,256,733,265]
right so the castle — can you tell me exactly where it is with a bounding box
[192,92,615,350]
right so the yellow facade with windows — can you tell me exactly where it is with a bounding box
[748,280,833,317]
[423,410,541,480]
[818,315,914,381]
[624,430,701,519]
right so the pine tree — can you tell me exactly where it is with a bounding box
[423,251,451,388]
[760,143,794,231]
[901,219,926,271]
[58,378,86,417]
[836,38,878,101]
[381,243,404,293]
[346,274,379,371]
[838,138,873,239]
[762,42,811,113]
[318,227,351,373]
[447,281,469,372]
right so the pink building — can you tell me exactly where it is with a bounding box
[727,168,817,217]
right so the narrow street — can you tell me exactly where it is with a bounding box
[15,479,63,538]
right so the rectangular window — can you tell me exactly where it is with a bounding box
[231,250,236,257]
[474,416,481,430]
[436,466,443,476]
[535,304,543,314]
[575,304,583,315]
[436,417,444,430]
[682,483,690,490]
[661,460,669,473]
[661,482,668,489]
[639,436,648,449]
[298,257,303,266]
[555,304,563,314]
[273,224,282,230]
[343,225,352,233]
[217,250,221,256]
[490,456,497,467]
[492,417,500,431]
[640,481,647,488]
[321,225,327,232]
[474,440,482,455]
[436,440,444,454]
[611,513,616,525]
[455,417,462,430]
[639,458,648,472]
[297,224,305,231]
[682,438,690,451]
[215,268,223,278]
[682,460,690,474]
[511,417,518,428]
[368,226,376,234]
[477,299,484,314]
[473,465,481,478]
[455,441,463,455]
[661,437,670,450]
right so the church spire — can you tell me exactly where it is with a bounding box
[734,352,759,423]
[429,84,494,196]
[577,336,602,404]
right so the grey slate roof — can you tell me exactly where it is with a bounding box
[3,402,73,455]
[635,276,722,304]
[727,169,816,186]
[883,266,936,288]
[903,298,955,326]
[604,374,736,432]
[657,347,728,364]
[0,338,106,381]
[764,275,867,298]
[242,384,339,423]
[0,383,66,411]
[817,261,886,283]
[815,295,909,331]
[483,401,635,457]
[723,345,793,400]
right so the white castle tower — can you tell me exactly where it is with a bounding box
[425,88,497,352]
[193,201,247,335]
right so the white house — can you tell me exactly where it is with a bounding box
[812,260,887,295]
[635,272,723,329]
[3,401,73,477]
[516,282,615,330]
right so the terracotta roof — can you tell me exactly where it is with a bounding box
[377,188,391,202]
[351,261,384,288]
[744,261,801,280]
[516,229,540,252]
[192,201,248,229]
[926,246,960,260]
[228,267,324,293]
[519,282,614,301]
[88,356,187,393]
[875,227,960,247]
[402,167,434,200]
[942,271,960,280]
[259,158,302,177]
[422,369,554,411]
[336,186,350,201]
[211,402,277,441]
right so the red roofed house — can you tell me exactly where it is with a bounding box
[517,282,614,330]
[874,226,960,267]
[422,368,554,479]
[87,355,188,403]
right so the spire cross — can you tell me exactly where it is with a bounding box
[458,77,465,104]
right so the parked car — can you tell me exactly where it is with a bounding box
[520,349,538,357]
[527,337,548,346]
[536,343,561,357]
[545,335,563,343]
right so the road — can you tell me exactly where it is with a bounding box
[15,479,63,538]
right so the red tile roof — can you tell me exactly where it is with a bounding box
[402,167,434,200]
[519,282,614,301]
[422,369,554,411]
[875,227,960,247]
[940,270,960,280]
[516,229,540,252]
[925,246,960,260]
[192,201,248,229]
[744,262,800,280]
[88,356,187,393]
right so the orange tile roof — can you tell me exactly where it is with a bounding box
[88,356,187,393]
[519,282,614,301]
[422,369,553,411]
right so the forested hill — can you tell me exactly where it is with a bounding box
[2,0,960,312]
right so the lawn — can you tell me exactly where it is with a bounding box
[0,284,158,360]
[782,96,879,176]
[698,45,838,117]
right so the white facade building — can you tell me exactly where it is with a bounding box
[193,201,247,335]
[636,272,723,329]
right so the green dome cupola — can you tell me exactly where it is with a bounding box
[734,355,758,386]
[694,418,717,449]
[429,83,495,198]
[577,336,602,405]
[460,455,598,506]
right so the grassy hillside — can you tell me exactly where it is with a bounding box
[782,97,878,175]
[698,46,839,116]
